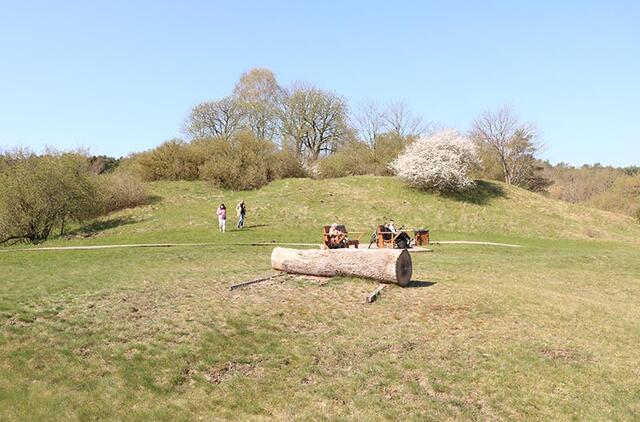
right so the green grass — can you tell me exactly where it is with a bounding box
[1,176,640,420]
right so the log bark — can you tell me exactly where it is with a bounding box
[270,247,412,287]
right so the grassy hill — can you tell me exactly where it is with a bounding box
[1,176,640,420]
[33,176,640,246]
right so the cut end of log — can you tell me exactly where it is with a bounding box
[395,249,413,287]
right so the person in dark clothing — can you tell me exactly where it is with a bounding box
[236,200,246,229]
[328,223,348,248]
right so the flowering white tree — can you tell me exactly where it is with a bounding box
[391,129,479,192]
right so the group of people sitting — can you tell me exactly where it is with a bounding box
[326,220,414,249]
[214,203,415,249]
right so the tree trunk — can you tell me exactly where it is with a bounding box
[270,247,413,287]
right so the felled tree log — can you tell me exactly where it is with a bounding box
[270,247,412,287]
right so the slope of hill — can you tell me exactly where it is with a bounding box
[34,176,640,247]
[1,176,639,420]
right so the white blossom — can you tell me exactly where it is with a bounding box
[391,129,478,192]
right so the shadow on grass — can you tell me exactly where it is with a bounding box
[234,224,271,230]
[69,216,142,237]
[145,194,163,205]
[406,280,437,288]
[441,180,507,205]
[65,195,161,238]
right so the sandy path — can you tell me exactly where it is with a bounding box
[1,240,521,253]
[431,240,522,248]
[0,242,320,252]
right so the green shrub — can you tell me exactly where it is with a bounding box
[317,141,374,178]
[125,133,303,190]
[0,152,102,243]
[89,155,121,174]
[97,172,150,213]
[0,155,8,174]
[131,139,202,181]
[0,151,151,244]
[188,137,220,162]
[199,132,282,190]
[316,134,408,178]
[543,164,621,203]
[272,148,307,179]
[370,133,408,176]
[587,174,640,217]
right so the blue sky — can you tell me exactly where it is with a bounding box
[0,0,638,166]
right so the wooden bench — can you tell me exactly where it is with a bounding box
[414,229,430,246]
[376,225,398,249]
[322,225,360,249]
[376,225,417,249]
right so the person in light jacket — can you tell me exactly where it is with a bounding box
[216,204,227,232]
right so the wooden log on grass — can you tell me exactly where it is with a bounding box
[270,247,412,287]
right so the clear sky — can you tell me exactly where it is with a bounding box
[1,0,638,166]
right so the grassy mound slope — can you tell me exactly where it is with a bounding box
[1,176,639,420]
[34,176,640,246]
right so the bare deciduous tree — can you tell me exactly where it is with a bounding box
[184,97,243,140]
[233,68,284,140]
[354,100,387,146]
[279,83,311,156]
[384,100,428,138]
[470,106,541,186]
[280,84,350,160]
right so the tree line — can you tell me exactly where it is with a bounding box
[126,67,548,191]
[2,68,637,245]
[542,163,640,221]
[182,69,427,160]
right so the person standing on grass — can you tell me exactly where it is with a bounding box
[216,203,227,232]
[236,199,246,229]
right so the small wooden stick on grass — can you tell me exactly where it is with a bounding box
[366,284,386,303]
[229,273,286,291]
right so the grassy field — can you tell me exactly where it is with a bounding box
[1,176,640,420]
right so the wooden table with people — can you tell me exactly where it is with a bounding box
[322,224,361,249]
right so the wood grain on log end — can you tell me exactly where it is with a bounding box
[394,249,412,287]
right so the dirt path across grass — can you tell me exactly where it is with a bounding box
[1,240,521,253]
[432,240,522,248]
[0,242,321,252]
